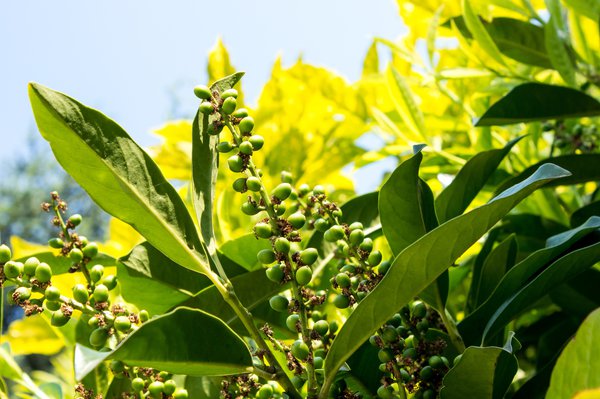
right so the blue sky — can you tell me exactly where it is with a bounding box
[1,1,403,163]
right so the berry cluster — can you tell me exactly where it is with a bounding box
[543,121,599,154]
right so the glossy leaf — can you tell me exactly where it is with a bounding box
[28,83,211,276]
[544,15,577,87]
[323,163,569,388]
[75,307,252,380]
[475,83,600,126]
[571,201,600,227]
[459,216,600,345]
[547,308,600,399]
[219,234,271,272]
[435,137,521,223]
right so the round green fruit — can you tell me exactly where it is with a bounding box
[403,348,417,359]
[48,238,64,249]
[227,155,244,173]
[239,116,255,134]
[295,266,312,286]
[400,368,411,382]
[246,176,261,192]
[312,185,325,195]
[257,249,276,264]
[193,85,212,100]
[299,248,318,265]
[3,261,22,279]
[272,183,292,201]
[93,284,109,302]
[314,356,324,369]
[423,389,436,399]
[110,360,125,373]
[291,340,309,361]
[45,286,61,301]
[103,275,118,290]
[348,229,364,246]
[35,262,52,283]
[378,348,394,363]
[0,244,11,263]
[266,265,284,283]
[313,320,329,336]
[249,135,264,150]
[46,300,61,311]
[131,377,145,392]
[269,295,289,312]
[274,237,290,254]
[367,250,382,266]
[88,316,99,328]
[72,284,89,303]
[89,328,109,347]
[232,108,248,118]
[139,310,150,322]
[233,177,247,192]
[148,381,165,398]
[378,261,391,275]
[221,88,238,99]
[429,355,443,369]
[239,141,254,155]
[288,212,306,229]
[242,201,260,216]
[164,380,177,395]
[333,294,350,309]
[314,218,329,232]
[217,141,234,153]
[359,238,373,252]
[348,222,363,231]
[68,214,82,226]
[381,326,399,343]
[82,242,99,258]
[335,273,351,288]
[286,314,300,332]
[24,257,40,276]
[412,301,427,318]
[173,389,189,399]
[207,122,223,135]
[324,225,345,242]
[69,248,83,263]
[254,223,272,239]
[420,366,434,381]
[199,101,214,114]
[15,287,31,301]
[90,264,104,283]
[114,316,132,332]
[257,383,273,399]
[221,97,237,115]
[51,311,70,327]
[377,385,394,399]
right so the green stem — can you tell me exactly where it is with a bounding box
[440,308,465,353]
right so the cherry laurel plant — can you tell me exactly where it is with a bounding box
[1,71,599,399]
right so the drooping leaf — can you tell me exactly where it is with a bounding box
[547,308,600,399]
[28,83,211,276]
[475,83,600,126]
[322,164,569,389]
[75,307,252,380]
[435,137,521,223]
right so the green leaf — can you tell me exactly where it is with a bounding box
[475,83,600,126]
[459,216,600,345]
[28,83,211,276]
[0,346,50,399]
[362,42,379,77]
[571,201,600,227]
[547,308,600,398]
[322,163,569,389]
[75,307,252,380]
[191,72,245,275]
[495,154,600,193]
[219,234,271,272]
[440,334,519,399]
[563,0,600,20]
[385,66,426,141]
[544,15,577,87]
[435,137,521,223]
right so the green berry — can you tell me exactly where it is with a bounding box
[23,257,40,276]
[272,183,292,201]
[207,122,223,135]
[257,384,273,399]
[35,262,52,283]
[378,261,391,275]
[412,301,427,318]
[89,328,109,347]
[246,176,261,192]
[329,320,339,333]
[221,88,238,99]
[217,141,234,153]
[324,225,345,242]
[348,229,364,246]
[311,310,323,321]
[349,222,363,231]
[110,360,125,373]
[429,355,443,369]
[233,178,247,192]
[239,116,255,134]
[269,295,289,312]
[15,287,31,301]
[257,249,276,264]
[280,171,293,183]
[381,326,399,343]
[377,385,394,399]
[90,265,104,283]
[114,316,132,332]
[82,242,99,258]
[420,365,434,381]
[291,376,304,390]
[228,154,244,173]
[51,311,70,327]
[359,238,373,252]
[378,348,394,363]
[295,266,312,286]
[131,377,145,392]
[291,340,309,361]
[193,85,212,100]
[403,348,417,359]
[88,316,99,328]
[79,236,89,247]
[312,185,325,195]
[93,284,109,302]
[163,380,177,396]
[232,108,248,118]
[103,275,118,290]
[369,335,380,347]
[400,368,411,382]
[139,310,150,322]
[275,204,286,216]
[333,294,350,309]
[3,261,22,279]
[313,320,329,336]
[199,101,214,114]
[242,201,260,215]
[288,212,306,229]
[221,97,237,114]
[46,300,61,311]
[368,250,382,266]
[69,248,83,263]
[274,237,290,253]
[299,248,318,265]
[72,284,89,303]
[298,184,310,196]
[45,286,60,301]
[239,141,254,155]
[48,238,64,249]
[173,389,189,399]
[0,244,11,263]
[254,223,272,239]
[314,218,329,232]
[266,265,284,283]
[148,381,165,398]
[335,273,351,288]
[286,314,300,332]
[249,135,264,150]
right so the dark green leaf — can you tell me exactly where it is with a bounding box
[551,269,600,317]
[435,137,522,223]
[345,341,382,395]
[28,83,210,275]
[571,200,600,227]
[75,307,252,380]
[475,83,600,126]
[340,191,380,229]
[323,164,569,388]
[486,17,551,68]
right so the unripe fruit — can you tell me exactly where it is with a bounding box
[377,385,394,399]
[311,310,323,321]
[266,265,284,283]
[274,237,290,254]
[348,222,363,231]
[69,248,83,263]
[73,284,89,304]
[139,310,150,322]
[257,383,273,399]
[269,295,289,312]
[369,335,380,347]
[329,320,339,333]
[246,176,261,192]
[286,314,300,332]
[314,356,324,369]
[131,377,145,392]
[298,184,310,196]
[173,389,189,399]
[221,97,237,114]
[299,248,318,265]
[93,284,109,302]
[217,141,234,153]
[378,261,391,275]
[314,218,329,232]
[221,88,238,99]
[114,316,132,332]
[295,266,312,286]
[45,286,61,301]
[291,340,309,361]
[378,348,394,363]
[412,301,427,318]
[348,229,364,246]
[228,155,244,173]
[239,141,254,155]
[257,249,276,264]
[333,294,350,309]
[275,204,286,216]
[148,381,165,398]
[429,355,443,369]
[51,311,70,327]
[420,366,434,381]
[48,238,64,249]
[381,326,399,343]
[239,116,255,134]
[163,380,177,395]
[3,261,22,279]
[46,300,61,311]
[416,319,429,333]
[272,183,292,201]
[368,250,382,266]
[207,123,223,135]
[254,223,272,239]
[400,368,411,382]
[232,108,248,118]
[280,171,293,184]
[79,236,89,247]
[88,316,99,328]
[0,244,11,263]
[324,225,345,242]
[193,85,212,100]
[89,328,109,347]
[312,185,325,195]
[403,348,417,359]
[199,101,214,114]
[83,242,99,258]
[24,257,40,276]
[335,273,351,288]
[15,287,31,301]
[242,202,260,216]
[90,265,104,282]
[110,360,125,373]
[291,376,304,390]
[288,212,306,229]
[249,135,264,151]
[313,320,329,336]
[35,262,52,283]
[233,178,247,193]
[103,275,118,290]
